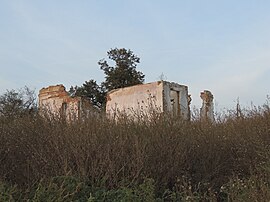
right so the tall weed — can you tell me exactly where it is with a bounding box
[0,104,270,200]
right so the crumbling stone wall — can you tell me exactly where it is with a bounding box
[38,85,93,120]
[200,90,214,122]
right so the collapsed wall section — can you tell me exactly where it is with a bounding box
[38,85,82,120]
[200,90,214,122]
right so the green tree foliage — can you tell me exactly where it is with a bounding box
[99,48,145,91]
[70,80,105,109]
[70,48,145,109]
[0,86,36,117]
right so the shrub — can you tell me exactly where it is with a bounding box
[0,103,270,200]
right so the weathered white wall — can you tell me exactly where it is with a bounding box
[106,81,164,118]
[106,81,190,120]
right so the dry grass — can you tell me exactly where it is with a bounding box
[0,104,270,200]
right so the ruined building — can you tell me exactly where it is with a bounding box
[39,82,214,122]
[38,85,93,120]
[106,81,191,120]
[200,90,214,122]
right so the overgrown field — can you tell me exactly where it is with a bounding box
[1,105,270,201]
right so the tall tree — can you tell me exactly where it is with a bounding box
[99,48,145,91]
[70,48,145,109]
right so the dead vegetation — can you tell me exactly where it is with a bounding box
[0,103,270,201]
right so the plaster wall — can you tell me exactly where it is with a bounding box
[106,81,190,120]
[106,81,164,118]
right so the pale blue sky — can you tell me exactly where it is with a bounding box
[1,0,270,108]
